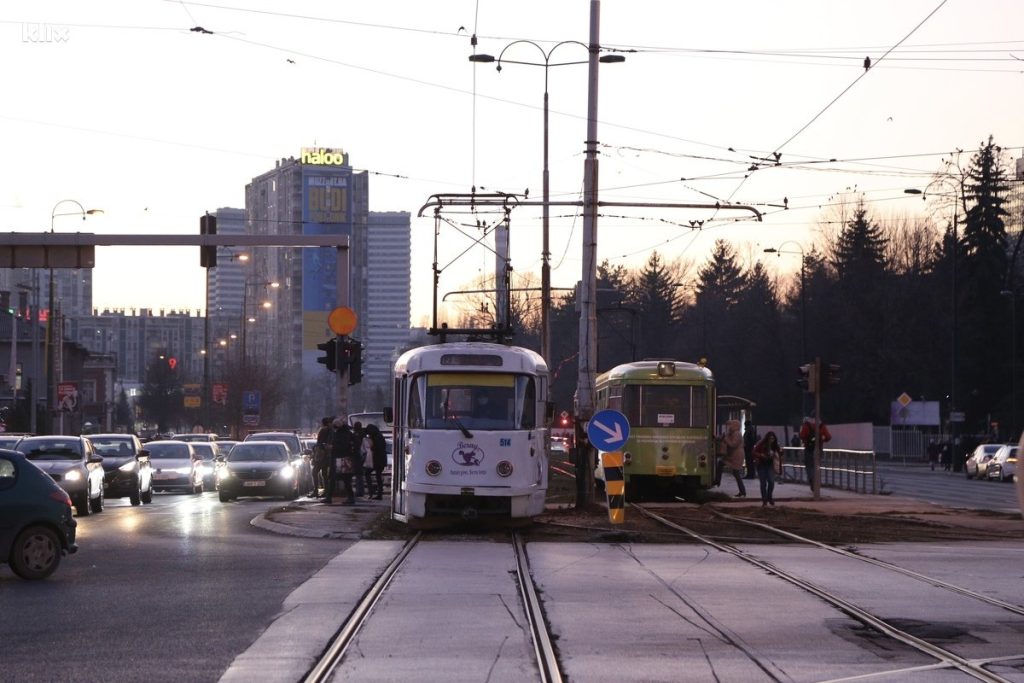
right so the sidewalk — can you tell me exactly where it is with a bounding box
[251,495,391,540]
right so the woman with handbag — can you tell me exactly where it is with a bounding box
[752,431,782,506]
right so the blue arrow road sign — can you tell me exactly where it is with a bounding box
[587,409,631,451]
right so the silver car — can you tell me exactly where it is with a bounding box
[15,436,105,516]
[965,444,1002,480]
[145,440,204,494]
[986,445,1017,482]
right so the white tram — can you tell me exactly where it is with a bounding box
[389,342,550,525]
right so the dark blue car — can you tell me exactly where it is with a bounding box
[0,449,78,580]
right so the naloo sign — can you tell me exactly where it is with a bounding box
[301,147,347,166]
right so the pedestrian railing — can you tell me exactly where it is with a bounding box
[780,447,877,494]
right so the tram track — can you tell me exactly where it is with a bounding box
[303,531,561,683]
[632,503,1020,683]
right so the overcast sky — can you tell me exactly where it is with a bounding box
[3,0,1022,326]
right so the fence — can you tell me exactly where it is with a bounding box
[779,446,877,494]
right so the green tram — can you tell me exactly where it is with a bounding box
[593,360,716,501]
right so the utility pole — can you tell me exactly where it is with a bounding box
[575,0,602,508]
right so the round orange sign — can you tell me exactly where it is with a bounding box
[328,306,357,336]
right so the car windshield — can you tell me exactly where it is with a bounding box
[16,439,82,459]
[245,433,299,454]
[229,444,287,463]
[90,438,135,456]
[146,443,191,459]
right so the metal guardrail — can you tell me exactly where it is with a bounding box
[779,446,877,494]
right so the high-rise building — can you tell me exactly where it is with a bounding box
[243,148,410,424]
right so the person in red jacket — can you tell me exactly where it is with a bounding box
[799,416,831,492]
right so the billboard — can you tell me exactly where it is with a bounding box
[301,167,352,349]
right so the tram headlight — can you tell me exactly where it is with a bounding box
[496,460,513,477]
[425,460,442,476]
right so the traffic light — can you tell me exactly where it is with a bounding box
[341,338,363,385]
[797,363,817,392]
[825,363,841,388]
[200,213,217,268]
[316,337,338,372]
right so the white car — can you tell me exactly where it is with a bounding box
[986,445,1017,482]
[145,440,204,494]
[965,444,1002,479]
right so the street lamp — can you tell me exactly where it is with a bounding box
[469,43,624,365]
[240,279,279,373]
[906,178,964,463]
[48,199,102,434]
[764,242,807,362]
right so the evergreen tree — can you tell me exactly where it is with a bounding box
[957,136,1011,430]
[139,352,184,433]
[629,252,684,361]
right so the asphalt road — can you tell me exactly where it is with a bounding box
[874,460,1020,514]
[0,490,348,683]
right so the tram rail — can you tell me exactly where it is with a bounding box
[632,503,1018,683]
[303,531,561,683]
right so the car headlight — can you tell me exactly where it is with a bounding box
[279,465,295,479]
[173,467,193,474]
[65,469,83,481]
[199,464,213,476]
[217,467,232,479]
[119,461,137,472]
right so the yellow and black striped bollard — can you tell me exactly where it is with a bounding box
[601,451,625,524]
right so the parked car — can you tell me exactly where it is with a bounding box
[86,433,153,505]
[965,444,1002,479]
[216,441,299,502]
[987,445,1018,482]
[0,450,78,580]
[14,436,105,516]
[244,431,314,495]
[145,440,204,494]
[189,442,219,491]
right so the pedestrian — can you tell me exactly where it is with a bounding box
[715,419,746,497]
[313,417,332,497]
[351,420,366,498]
[789,431,801,448]
[362,423,388,500]
[328,417,358,505]
[927,439,940,471]
[940,441,952,471]
[752,431,782,506]
[743,422,758,480]
[799,416,832,491]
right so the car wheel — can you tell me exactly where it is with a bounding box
[193,477,203,495]
[218,489,231,502]
[90,483,105,513]
[141,481,153,504]
[129,476,142,506]
[10,525,62,580]
[75,492,91,517]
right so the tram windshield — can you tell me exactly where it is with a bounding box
[619,384,709,429]
[407,372,537,431]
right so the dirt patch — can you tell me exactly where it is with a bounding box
[518,501,1024,545]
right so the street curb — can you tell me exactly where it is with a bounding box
[250,512,344,539]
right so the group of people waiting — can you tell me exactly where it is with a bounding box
[716,417,831,506]
[313,416,388,505]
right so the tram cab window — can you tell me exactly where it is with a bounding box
[411,372,535,430]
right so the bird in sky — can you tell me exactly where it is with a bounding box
[863,56,871,70]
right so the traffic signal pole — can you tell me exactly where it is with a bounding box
[813,356,822,501]
[336,245,350,418]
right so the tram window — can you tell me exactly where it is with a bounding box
[407,376,425,428]
[623,385,708,428]
[518,376,536,429]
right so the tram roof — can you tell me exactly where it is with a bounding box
[597,360,713,383]
[395,341,548,375]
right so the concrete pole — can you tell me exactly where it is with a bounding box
[576,0,602,507]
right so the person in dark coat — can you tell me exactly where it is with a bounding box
[351,421,366,498]
[362,423,388,500]
[743,422,758,479]
[328,418,358,505]
[314,417,332,497]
